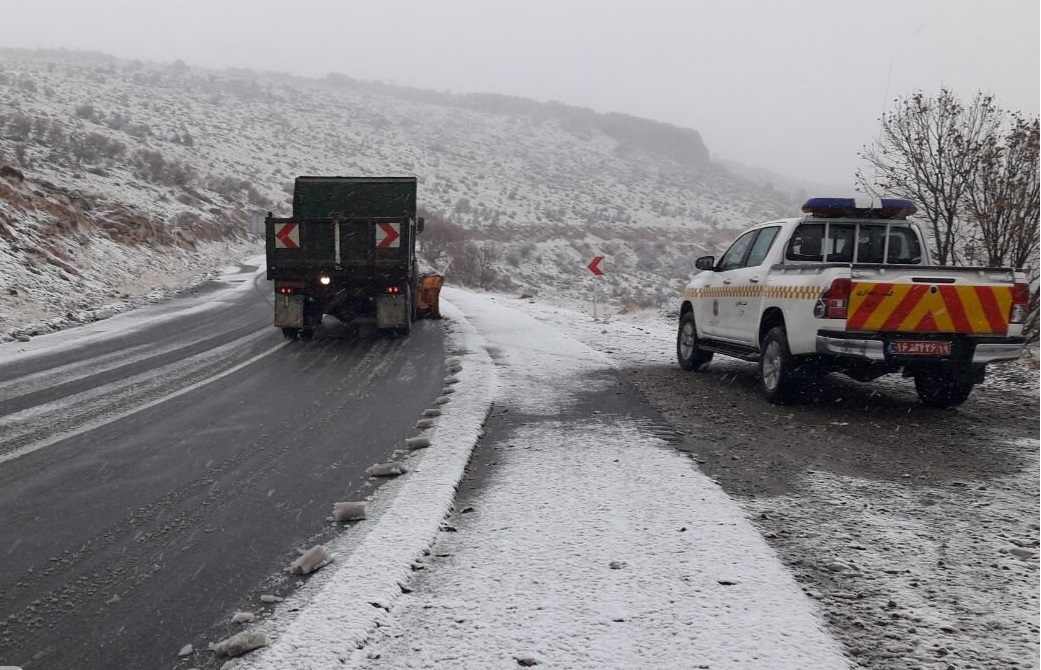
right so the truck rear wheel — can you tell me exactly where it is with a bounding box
[281,328,299,340]
[760,327,798,404]
[913,371,974,408]
[677,311,713,371]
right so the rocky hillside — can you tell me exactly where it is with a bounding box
[0,48,801,337]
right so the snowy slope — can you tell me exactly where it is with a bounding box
[0,48,803,338]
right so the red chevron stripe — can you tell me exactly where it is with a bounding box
[847,283,894,330]
[937,286,971,332]
[880,284,929,331]
[974,286,1007,334]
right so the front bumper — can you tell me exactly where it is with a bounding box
[816,331,1026,364]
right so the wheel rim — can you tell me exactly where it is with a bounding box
[762,340,781,390]
[679,321,695,360]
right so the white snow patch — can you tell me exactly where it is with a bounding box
[366,462,408,477]
[288,545,333,575]
[405,436,431,450]
[332,502,367,522]
[209,631,269,657]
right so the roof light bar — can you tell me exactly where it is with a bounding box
[801,197,917,219]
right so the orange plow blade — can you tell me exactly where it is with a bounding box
[417,274,444,319]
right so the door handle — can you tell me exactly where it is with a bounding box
[749,277,760,283]
[722,279,732,285]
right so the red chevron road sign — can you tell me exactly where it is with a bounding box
[274,223,299,249]
[376,221,400,248]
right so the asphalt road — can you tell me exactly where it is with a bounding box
[0,268,446,670]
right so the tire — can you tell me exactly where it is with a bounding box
[299,328,314,341]
[914,371,974,408]
[281,328,299,340]
[760,326,798,404]
[677,311,713,371]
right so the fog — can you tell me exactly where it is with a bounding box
[1,0,1037,185]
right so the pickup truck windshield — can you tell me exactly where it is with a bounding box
[786,222,922,264]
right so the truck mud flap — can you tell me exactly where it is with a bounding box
[275,294,305,328]
[377,293,409,329]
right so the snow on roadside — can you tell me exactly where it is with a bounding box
[235,299,497,669]
[0,254,266,364]
[324,288,849,669]
[0,236,262,343]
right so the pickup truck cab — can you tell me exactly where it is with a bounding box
[677,197,1029,407]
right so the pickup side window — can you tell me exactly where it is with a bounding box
[745,226,780,267]
[857,225,887,263]
[886,227,922,264]
[718,229,759,270]
[826,224,856,262]
[785,224,824,261]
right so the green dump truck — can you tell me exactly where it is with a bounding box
[265,176,424,339]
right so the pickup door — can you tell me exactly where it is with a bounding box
[696,228,757,340]
[727,226,781,345]
[698,226,781,343]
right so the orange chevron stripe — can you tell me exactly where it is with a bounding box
[848,282,1012,334]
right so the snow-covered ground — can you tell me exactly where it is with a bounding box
[3,259,1034,668]
[236,288,851,669]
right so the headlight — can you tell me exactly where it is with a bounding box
[318,275,331,286]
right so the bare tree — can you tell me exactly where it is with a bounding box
[964,114,1040,340]
[453,241,500,289]
[416,209,465,267]
[858,89,1002,265]
[963,114,1039,269]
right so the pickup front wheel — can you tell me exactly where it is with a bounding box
[677,311,713,371]
[760,327,798,404]
[913,371,974,408]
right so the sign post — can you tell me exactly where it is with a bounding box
[587,256,605,321]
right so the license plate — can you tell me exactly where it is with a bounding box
[890,341,951,356]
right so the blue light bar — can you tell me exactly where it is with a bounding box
[801,197,917,219]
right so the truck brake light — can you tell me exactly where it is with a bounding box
[1010,282,1030,324]
[275,279,305,295]
[820,278,851,319]
[386,286,403,294]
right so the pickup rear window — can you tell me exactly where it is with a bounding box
[786,223,922,264]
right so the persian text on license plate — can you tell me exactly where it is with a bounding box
[890,341,951,356]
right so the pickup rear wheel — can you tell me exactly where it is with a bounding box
[760,326,798,404]
[913,371,974,408]
[677,311,713,371]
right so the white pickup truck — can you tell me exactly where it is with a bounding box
[677,197,1029,408]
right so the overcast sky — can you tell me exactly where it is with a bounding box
[1,1,1038,185]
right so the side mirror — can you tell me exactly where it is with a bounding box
[695,256,715,271]
[416,216,425,234]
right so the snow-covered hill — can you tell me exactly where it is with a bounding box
[0,48,802,339]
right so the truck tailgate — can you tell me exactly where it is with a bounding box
[846,267,1015,335]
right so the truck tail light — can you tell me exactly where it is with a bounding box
[1010,282,1029,324]
[820,278,851,319]
[386,286,402,294]
[275,279,305,295]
